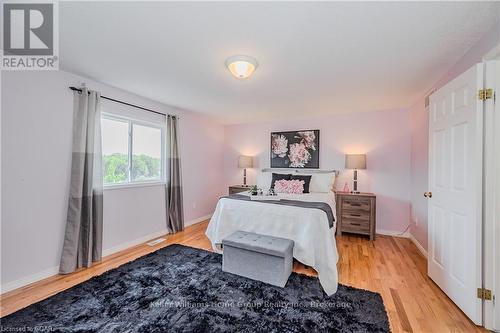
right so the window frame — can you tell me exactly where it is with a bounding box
[101,112,166,189]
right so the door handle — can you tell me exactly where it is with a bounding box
[424,192,433,198]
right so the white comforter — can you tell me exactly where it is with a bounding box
[205,191,339,295]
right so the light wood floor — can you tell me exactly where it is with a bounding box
[0,221,484,332]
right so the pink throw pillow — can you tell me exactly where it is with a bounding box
[274,179,305,194]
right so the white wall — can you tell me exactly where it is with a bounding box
[1,70,225,292]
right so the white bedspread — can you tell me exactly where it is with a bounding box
[205,191,339,295]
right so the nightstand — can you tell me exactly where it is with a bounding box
[229,185,251,195]
[335,192,376,240]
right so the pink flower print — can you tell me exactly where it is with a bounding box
[288,143,312,168]
[298,131,316,151]
[271,134,288,158]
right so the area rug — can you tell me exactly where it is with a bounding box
[1,244,390,332]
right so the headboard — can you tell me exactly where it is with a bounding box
[261,168,340,176]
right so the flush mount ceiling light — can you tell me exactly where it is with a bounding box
[225,55,258,79]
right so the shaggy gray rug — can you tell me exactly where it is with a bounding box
[1,244,390,332]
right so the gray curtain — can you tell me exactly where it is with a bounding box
[166,115,184,233]
[59,88,103,274]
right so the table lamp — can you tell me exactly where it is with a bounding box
[238,155,253,186]
[345,154,366,194]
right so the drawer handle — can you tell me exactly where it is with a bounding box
[350,213,362,217]
[349,203,362,207]
[351,223,361,226]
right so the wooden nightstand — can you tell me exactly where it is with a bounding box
[336,192,376,240]
[229,185,251,195]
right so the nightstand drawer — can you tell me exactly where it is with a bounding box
[336,192,376,240]
[342,198,371,212]
[341,210,370,221]
[342,219,370,233]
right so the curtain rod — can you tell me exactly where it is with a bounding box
[69,87,178,118]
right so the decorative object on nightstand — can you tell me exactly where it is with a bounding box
[336,192,376,240]
[345,154,366,194]
[238,155,253,186]
[249,185,259,195]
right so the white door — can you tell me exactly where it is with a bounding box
[427,63,483,324]
[483,59,499,331]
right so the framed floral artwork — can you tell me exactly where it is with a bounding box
[270,130,320,168]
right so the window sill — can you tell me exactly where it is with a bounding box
[103,181,166,191]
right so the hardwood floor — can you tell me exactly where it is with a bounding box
[0,221,484,332]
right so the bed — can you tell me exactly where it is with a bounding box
[205,170,339,296]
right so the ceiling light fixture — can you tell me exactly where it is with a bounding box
[225,55,258,79]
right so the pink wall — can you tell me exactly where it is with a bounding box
[409,102,429,249]
[409,21,500,250]
[223,109,412,233]
[180,111,225,222]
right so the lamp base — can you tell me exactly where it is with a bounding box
[352,170,359,194]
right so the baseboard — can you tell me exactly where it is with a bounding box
[1,229,169,295]
[408,233,428,258]
[376,229,410,238]
[2,215,212,295]
[102,229,169,257]
[1,266,59,294]
[185,214,212,227]
[376,229,428,258]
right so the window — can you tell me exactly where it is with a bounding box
[101,113,165,187]
[132,124,162,182]
[101,118,129,184]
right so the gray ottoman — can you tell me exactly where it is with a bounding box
[222,231,294,287]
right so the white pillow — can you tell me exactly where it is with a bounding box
[256,171,272,189]
[309,173,336,193]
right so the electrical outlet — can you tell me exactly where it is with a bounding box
[192,202,197,209]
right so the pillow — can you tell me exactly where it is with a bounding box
[271,173,292,189]
[274,179,305,194]
[256,171,272,190]
[309,173,336,193]
[290,174,312,193]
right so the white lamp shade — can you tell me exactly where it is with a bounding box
[238,155,253,168]
[225,55,258,79]
[345,154,366,169]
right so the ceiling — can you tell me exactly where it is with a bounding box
[60,2,500,124]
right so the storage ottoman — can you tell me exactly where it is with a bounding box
[222,231,294,287]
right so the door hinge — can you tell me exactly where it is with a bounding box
[478,89,494,101]
[477,288,493,301]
